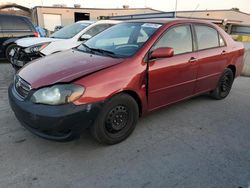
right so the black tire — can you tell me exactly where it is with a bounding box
[5,43,17,62]
[210,68,234,100]
[91,93,139,145]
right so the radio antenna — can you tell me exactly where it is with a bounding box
[175,0,178,18]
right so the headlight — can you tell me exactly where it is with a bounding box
[24,43,50,53]
[31,84,85,105]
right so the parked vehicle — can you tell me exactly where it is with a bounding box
[35,26,46,37]
[0,14,38,61]
[10,20,120,70]
[9,19,244,144]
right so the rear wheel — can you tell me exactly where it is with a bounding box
[91,94,139,145]
[5,43,17,62]
[210,68,234,100]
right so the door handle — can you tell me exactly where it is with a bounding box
[221,50,227,55]
[189,57,197,63]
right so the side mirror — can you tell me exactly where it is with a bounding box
[80,34,92,41]
[150,47,174,59]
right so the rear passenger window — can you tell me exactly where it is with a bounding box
[153,25,193,55]
[0,16,31,31]
[195,25,219,50]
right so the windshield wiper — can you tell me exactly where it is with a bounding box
[90,48,117,57]
[80,44,121,58]
[81,43,92,52]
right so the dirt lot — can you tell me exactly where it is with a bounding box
[0,61,250,188]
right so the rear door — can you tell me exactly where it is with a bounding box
[148,24,198,110]
[193,24,228,94]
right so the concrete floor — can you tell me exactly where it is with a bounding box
[0,62,250,188]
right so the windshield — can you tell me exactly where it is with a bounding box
[50,22,91,39]
[77,22,162,58]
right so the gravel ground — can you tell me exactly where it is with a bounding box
[0,62,250,188]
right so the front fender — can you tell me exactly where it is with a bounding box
[73,61,148,115]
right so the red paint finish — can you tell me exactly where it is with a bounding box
[195,47,228,94]
[148,52,198,110]
[19,19,244,115]
[194,25,238,95]
[73,56,148,113]
[150,47,174,59]
[18,50,124,89]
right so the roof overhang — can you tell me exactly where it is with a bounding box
[0,3,31,12]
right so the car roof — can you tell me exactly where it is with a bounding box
[123,18,214,25]
[76,20,121,25]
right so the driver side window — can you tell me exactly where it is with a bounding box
[154,25,193,55]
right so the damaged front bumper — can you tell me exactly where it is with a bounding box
[10,46,43,69]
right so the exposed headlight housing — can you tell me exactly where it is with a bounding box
[24,43,50,53]
[31,84,85,105]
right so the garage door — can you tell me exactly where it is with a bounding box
[43,14,62,31]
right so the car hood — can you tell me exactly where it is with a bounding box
[18,50,124,89]
[16,37,63,47]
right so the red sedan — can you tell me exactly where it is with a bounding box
[9,19,244,144]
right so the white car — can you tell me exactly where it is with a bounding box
[10,20,120,69]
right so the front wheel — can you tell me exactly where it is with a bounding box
[210,68,234,100]
[91,94,139,145]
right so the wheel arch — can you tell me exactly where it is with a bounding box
[227,64,236,78]
[2,38,18,51]
[118,90,143,117]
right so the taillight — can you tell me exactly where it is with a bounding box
[34,32,40,37]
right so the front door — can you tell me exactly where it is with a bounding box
[148,24,198,111]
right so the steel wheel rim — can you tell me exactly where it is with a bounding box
[105,105,129,134]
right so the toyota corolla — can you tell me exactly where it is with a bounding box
[8,19,244,144]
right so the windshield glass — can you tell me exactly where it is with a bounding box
[50,22,91,39]
[78,22,162,58]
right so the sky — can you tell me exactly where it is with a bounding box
[1,0,250,13]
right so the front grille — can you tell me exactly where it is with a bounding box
[14,76,31,99]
